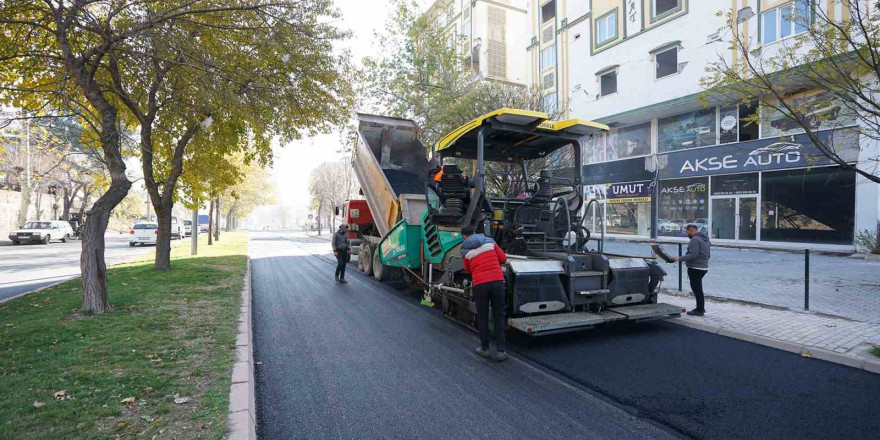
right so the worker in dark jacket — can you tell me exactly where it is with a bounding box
[673,224,711,316]
[461,226,509,362]
[332,224,351,284]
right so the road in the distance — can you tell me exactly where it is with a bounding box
[0,234,187,301]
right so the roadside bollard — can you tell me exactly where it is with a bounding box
[678,243,683,291]
[804,249,810,311]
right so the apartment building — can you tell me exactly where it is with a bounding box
[425,0,530,85]
[526,0,879,250]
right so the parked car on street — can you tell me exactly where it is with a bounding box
[130,222,158,247]
[8,220,75,245]
[183,219,193,236]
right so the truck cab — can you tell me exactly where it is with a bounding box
[335,199,375,249]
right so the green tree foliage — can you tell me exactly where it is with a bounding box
[0,1,352,311]
[701,0,880,183]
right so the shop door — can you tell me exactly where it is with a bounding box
[711,197,757,241]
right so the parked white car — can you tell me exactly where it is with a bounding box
[8,220,75,245]
[130,222,158,247]
[657,219,681,234]
[183,219,193,237]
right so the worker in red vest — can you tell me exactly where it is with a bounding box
[460,226,508,362]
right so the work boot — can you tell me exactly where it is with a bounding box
[686,309,705,316]
[339,278,348,284]
[493,351,509,362]
[474,347,491,358]
[334,276,340,284]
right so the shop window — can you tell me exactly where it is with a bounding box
[596,11,618,46]
[599,70,617,97]
[606,181,653,235]
[607,122,651,161]
[762,1,810,45]
[584,185,606,235]
[658,107,717,152]
[761,89,857,138]
[658,177,709,237]
[719,106,738,144]
[761,167,855,244]
[655,47,678,78]
[653,0,681,19]
[739,101,759,142]
[585,133,606,164]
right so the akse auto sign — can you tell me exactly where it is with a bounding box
[607,181,652,204]
[658,128,859,178]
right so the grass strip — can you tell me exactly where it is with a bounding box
[0,233,248,440]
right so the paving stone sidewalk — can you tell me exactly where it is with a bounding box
[660,292,880,372]
[603,240,880,324]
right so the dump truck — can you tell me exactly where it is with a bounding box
[349,110,681,335]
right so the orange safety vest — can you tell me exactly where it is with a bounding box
[433,169,444,182]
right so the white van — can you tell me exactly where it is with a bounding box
[170,216,184,239]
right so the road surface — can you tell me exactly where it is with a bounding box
[251,232,880,440]
[0,234,185,302]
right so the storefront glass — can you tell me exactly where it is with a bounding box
[585,133,606,164]
[583,184,606,234]
[606,122,651,161]
[761,89,858,138]
[605,181,652,235]
[658,177,709,237]
[658,107,717,153]
[761,166,855,244]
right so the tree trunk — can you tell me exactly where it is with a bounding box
[17,181,31,226]
[154,203,173,270]
[80,176,131,314]
[225,203,237,232]
[316,202,322,235]
[35,190,43,220]
[208,198,214,246]
[213,198,221,242]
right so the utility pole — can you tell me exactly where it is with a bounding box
[191,200,199,256]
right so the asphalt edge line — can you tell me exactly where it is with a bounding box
[668,318,880,375]
[227,256,256,440]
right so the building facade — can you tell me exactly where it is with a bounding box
[426,0,530,85]
[525,0,880,250]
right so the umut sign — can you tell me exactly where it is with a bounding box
[659,128,858,178]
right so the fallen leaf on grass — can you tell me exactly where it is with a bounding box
[151,358,162,364]
[121,396,136,405]
[115,421,128,430]
[173,396,191,404]
[54,390,69,400]
[33,401,45,408]
[142,387,155,394]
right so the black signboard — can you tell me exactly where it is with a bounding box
[711,173,758,195]
[657,128,858,178]
[607,180,652,204]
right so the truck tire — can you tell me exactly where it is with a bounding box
[360,245,374,276]
[372,248,392,281]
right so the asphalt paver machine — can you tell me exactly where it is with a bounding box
[422,109,681,335]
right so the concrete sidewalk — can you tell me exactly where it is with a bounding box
[661,291,880,373]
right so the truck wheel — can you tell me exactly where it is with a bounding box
[372,248,392,281]
[360,245,374,276]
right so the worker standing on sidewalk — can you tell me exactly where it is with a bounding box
[460,226,509,362]
[333,224,351,284]
[673,224,711,316]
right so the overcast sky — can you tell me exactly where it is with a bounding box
[269,0,398,211]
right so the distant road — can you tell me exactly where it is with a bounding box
[0,234,184,302]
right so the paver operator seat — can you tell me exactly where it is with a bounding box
[428,164,470,225]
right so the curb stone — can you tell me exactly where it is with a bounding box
[668,318,879,375]
[227,257,255,440]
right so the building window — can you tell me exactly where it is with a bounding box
[607,122,651,160]
[658,177,709,237]
[606,181,653,236]
[762,0,810,45]
[596,10,618,46]
[584,184,606,234]
[761,89,857,138]
[541,0,556,23]
[599,70,617,97]
[655,46,678,78]
[542,70,556,89]
[761,167,855,245]
[653,0,682,18]
[739,101,759,142]
[658,107,717,153]
[542,93,558,114]
[540,45,556,71]
[585,133,606,164]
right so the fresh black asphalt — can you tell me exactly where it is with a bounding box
[251,232,880,440]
